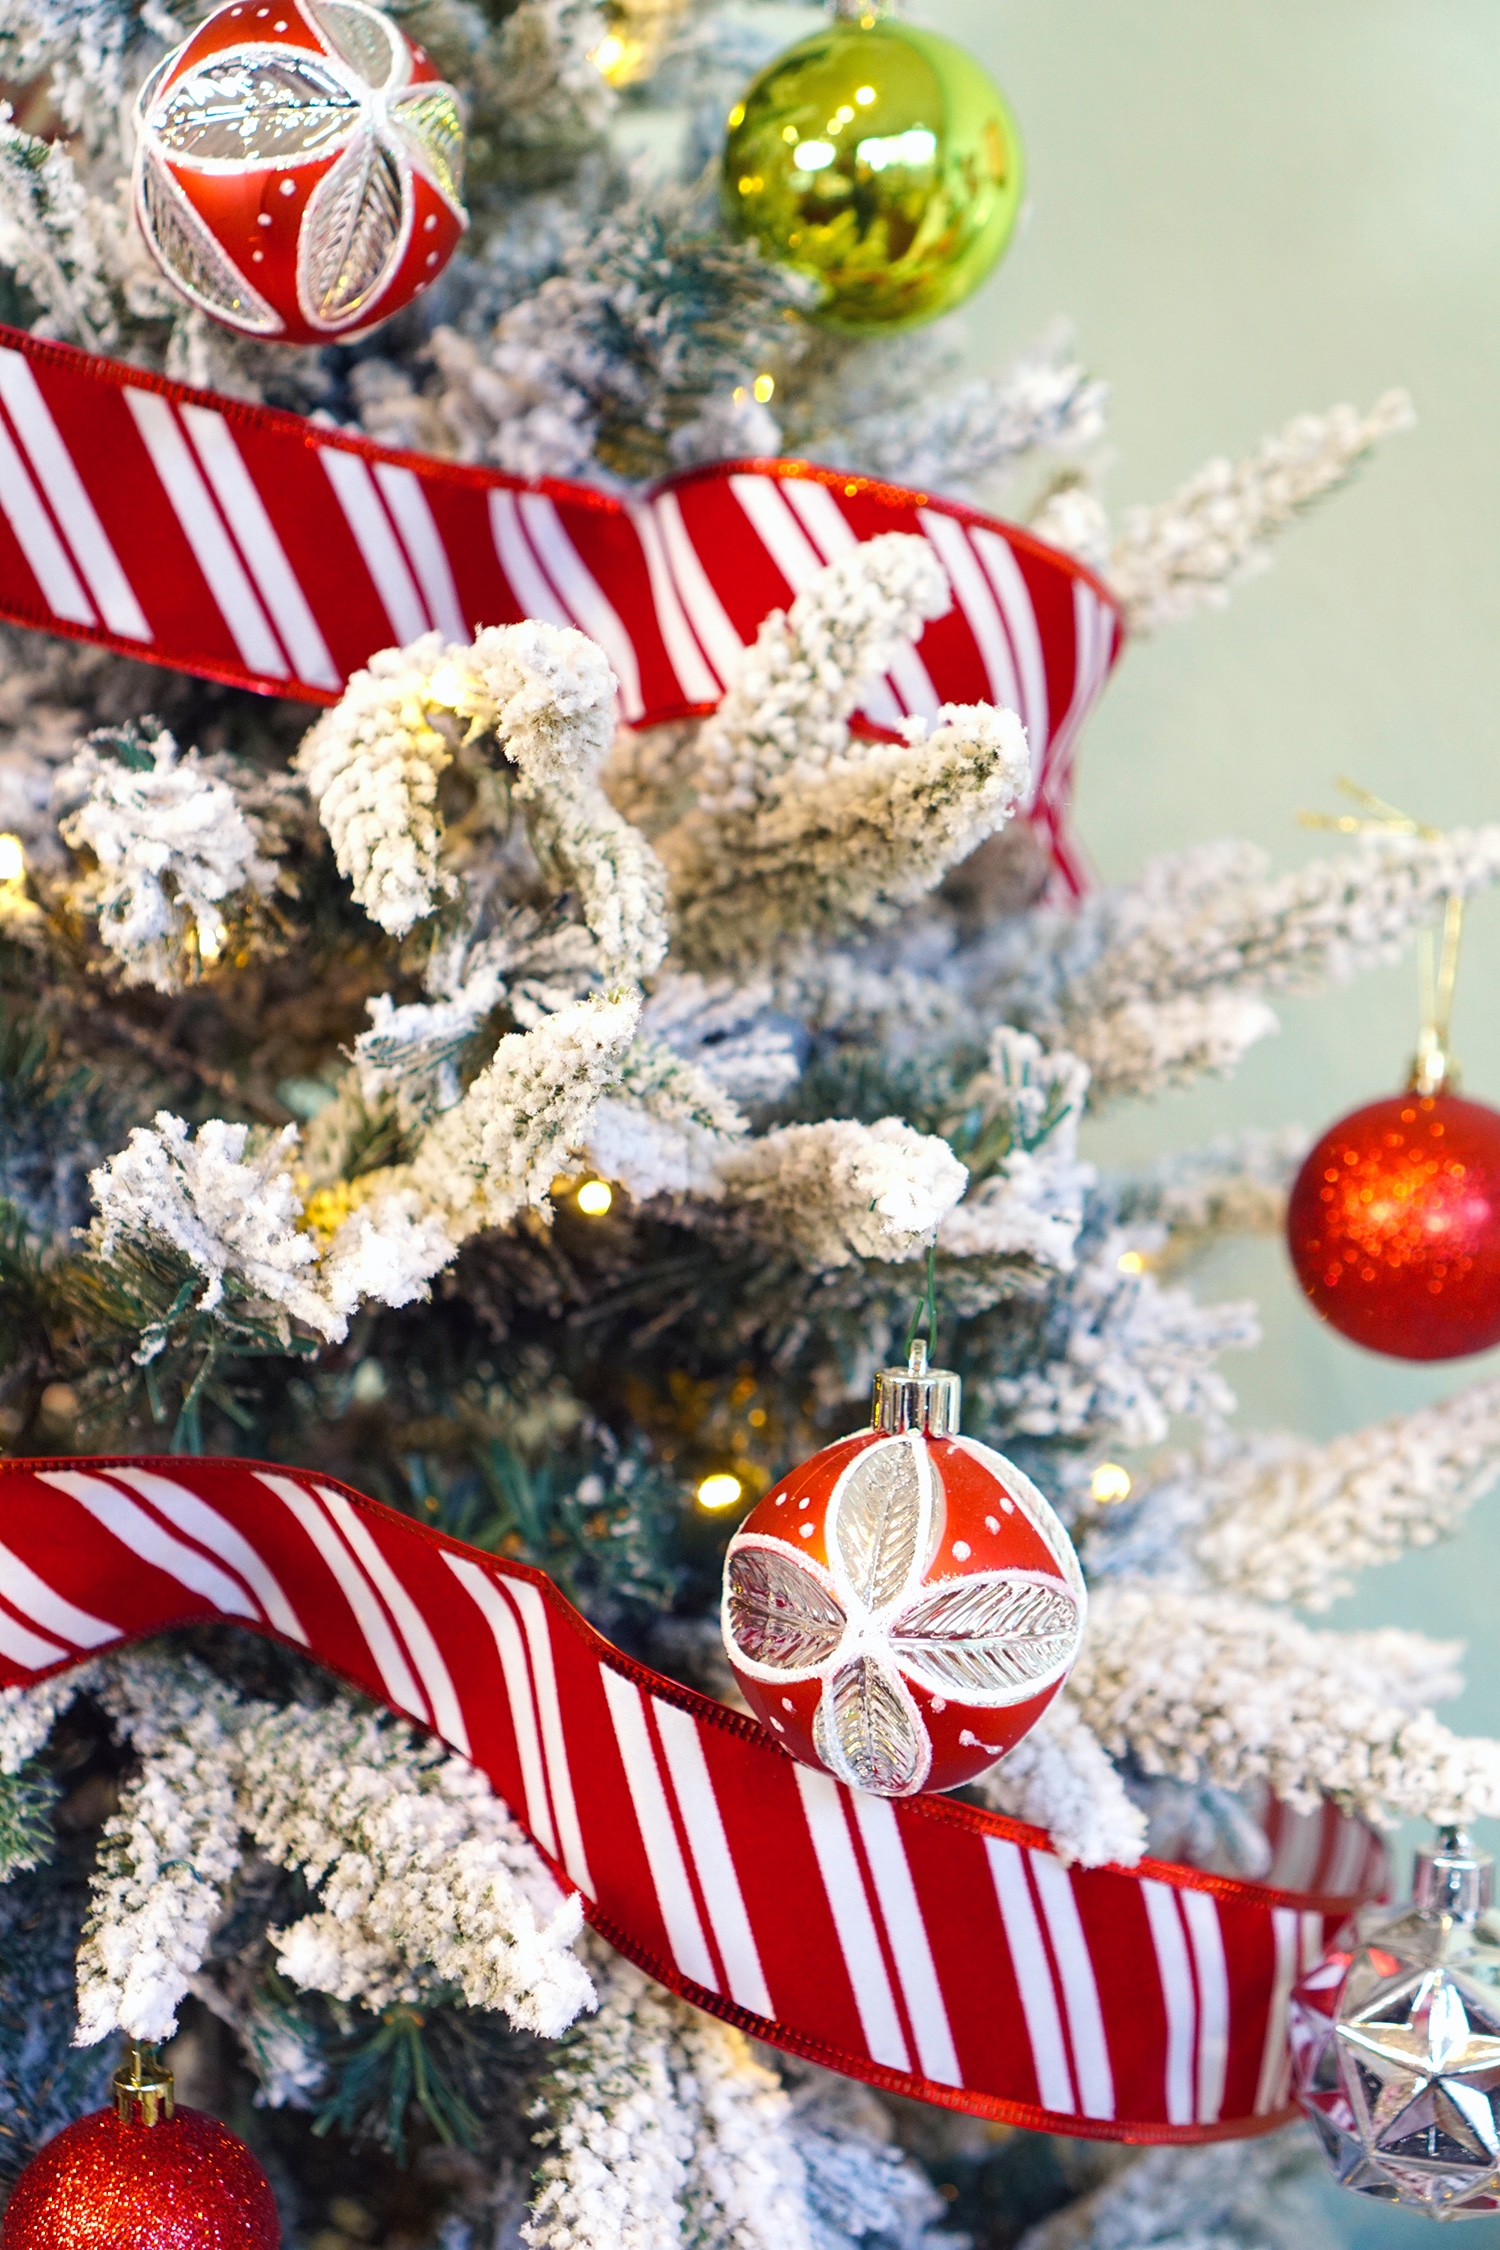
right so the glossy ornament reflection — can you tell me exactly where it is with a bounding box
[721,18,1022,335]
[1290,1829,1500,2217]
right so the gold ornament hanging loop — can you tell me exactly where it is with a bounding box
[1299,777,1466,1097]
[111,2041,175,2127]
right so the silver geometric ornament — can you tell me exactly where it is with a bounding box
[1290,1827,1500,2219]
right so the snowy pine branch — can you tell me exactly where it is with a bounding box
[782,325,1108,504]
[1087,1379,1500,1610]
[403,988,641,1237]
[0,114,118,347]
[1072,1583,1500,1827]
[662,535,1028,969]
[970,1694,1148,1869]
[297,623,668,979]
[1107,391,1415,634]
[975,827,1500,1101]
[69,1649,592,2047]
[524,1950,813,2250]
[980,1223,1257,1451]
[58,727,279,991]
[1116,1127,1307,1266]
[715,1117,967,1271]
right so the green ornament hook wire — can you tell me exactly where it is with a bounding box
[905,1237,939,1364]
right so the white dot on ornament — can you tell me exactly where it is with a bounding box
[774,1493,786,1506]
[781,1697,794,1711]
[280,178,296,196]
[252,250,264,262]
[1001,1495,1014,1512]
[257,213,272,227]
[931,1697,946,1713]
[797,1494,811,1509]
[274,17,286,26]
[985,1515,1000,1534]
[798,1523,814,1538]
[952,1540,970,1560]
[425,252,438,267]
[424,214,438,231]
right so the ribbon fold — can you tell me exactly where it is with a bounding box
[0,327,1122,891]
[0,1457,1380,2141]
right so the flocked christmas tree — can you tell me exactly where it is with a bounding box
[0,0,1495,2239]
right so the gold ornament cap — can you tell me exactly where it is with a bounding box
[112,2042,175,2126]
[1414,1826,1493,1924]
[871,1340,961,1437]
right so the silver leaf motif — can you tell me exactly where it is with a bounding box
[306,0,397,85]
[390,87,465,206]
[300,135,405,324]
[139,154,283,333]
[832,1440,924,1611]
[890,1576,1080,1698]
[815,1657,927,1795]
[153,54,357,164]
[724,1545,845,1672]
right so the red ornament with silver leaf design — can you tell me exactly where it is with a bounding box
[721,1347,1084,1797]
[132,0,467,345]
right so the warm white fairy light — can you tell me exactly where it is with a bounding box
[0,833,25,882]
[1091,1462,1133,1504]
[576,1178,613,1216]
[697,1472,744,1511]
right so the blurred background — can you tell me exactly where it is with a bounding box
[929,5,1500,2239]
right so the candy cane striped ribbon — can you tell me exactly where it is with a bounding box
[0,1457,1379,2139]
[0,328,1122,894]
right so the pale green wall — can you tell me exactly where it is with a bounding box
[927,6,1500,2237]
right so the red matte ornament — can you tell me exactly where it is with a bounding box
[132,0,467,344]
[1286,1091,1500,1360]
[721,1352,1085,1797]
[0,2055,280,2250]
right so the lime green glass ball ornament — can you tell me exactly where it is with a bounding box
[722,15,1023,335]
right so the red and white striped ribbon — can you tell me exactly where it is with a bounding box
[0,1457,1380,2139]
[0,328,1122,894]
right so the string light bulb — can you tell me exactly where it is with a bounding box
[425,660,477,715]
[0,833,24,883]
[1117,1250,1146,1275]
[197,919,227,964]
[1090,1462,1132,1504]
[697,1471,744,1511]
[575,1178,613,1217]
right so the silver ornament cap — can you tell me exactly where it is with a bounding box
[1290,1826,1500,2217]
[870,1340,961,1437]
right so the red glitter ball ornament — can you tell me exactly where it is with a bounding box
[721,1349,1085,1797]
[132,0,467,344]
[1286,1090,1500,1360]
[0,2048,280,2250]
